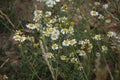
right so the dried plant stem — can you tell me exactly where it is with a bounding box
[39,40,56,80]
[0,58,9,68]
[97,42,113,80]
[105,10,120,22]
[0,10,15,32]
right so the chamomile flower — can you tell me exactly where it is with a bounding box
[51,29,60,35]
[107,31,116,38]
[34,23,41,31]
[19,35,26,42]
[70,39,77,46]
[52,43,58,50]
[94,34,102,40]
[2,74,8,80]
[98,14,104,19]
[34,10,42,17]
[69,26,74,34]
[79,40,85,45]
[46,0,55,7]
[26,23,36,30]
[61,28,68,34]
[103,4,108,9]
[13,35,21,41]
[47,52,54,58]
[94,2,100,6]
[90,10,99,16]
[71,57,78,63]
[47,27,55,34]
[105,19,111,23]
[56,0,60,2]
[102,45,108,52]
[13,35,26,42]
[60,55,66,60]
[84,39,90,44]
[62,40,70,46]
[45,11,52,17]
[51,34,59,40]
[33,16,40,22]
[43,30,51,37]
[77,50,86,56]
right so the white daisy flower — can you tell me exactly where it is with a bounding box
[71,58,78,63]
[45,11,52,17]
[107,31,116,38]
[79,40,85,45]
[52,43,58,50]
[94,34,102,40]
[34,10,42,17]
[62,40,70,46]
[26,23,36,30]
[61,28,68,34]
[70,39,77,46]
[51,34,59,40]
[90,10,99,16]
[13,35,21,41]
[47,52,54,58]
[98,14,104,19]
[46,0,55,7]
[60,55,66,60]
[103,4,108,9]
[77,50,86,56]
[102,45,108,52]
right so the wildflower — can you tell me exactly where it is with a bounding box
[2,74,8,80]
[13,35,21,41]
[61,4,68,12]
[45,11,52,17]
[70,39,77,46]
[98,14,104,19]
[102,45,108,52]
[46,0,55,7]
[103,4,108,9]
[43,30,51,37]
[84,39,90,44]
[105,19,111,23]
[34,10,42,17]
[33,43,39,48]
[34,23,41,31]
[61,28,68,34]
[26,23,36,30]
[47,52,54,58]
[94,34,102,40]
[56,0,60,2]
[60,55,66,60]
[15,30,22,35]
[52,43,58,50]
[62,40,70,46]
[51,29,60,36]
[94,2,100,6]
[90,10,99,16]
[87,43,93,51]
[13,35,26,42]
[69,26,74,34]
[59,17,68,23]
[81,45,85,49]
[51,34,59,40]
[19,35,26,42]
[47,27,55,34]
[107,31,116,38]
[33,16,40,22]
[77,50,86,56]
[71,57,78,63]
[79,40,85,45]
